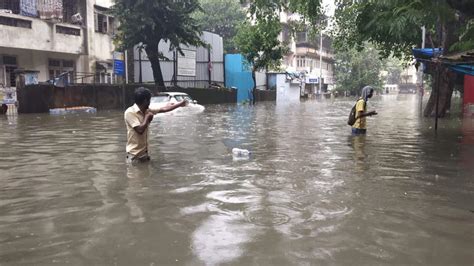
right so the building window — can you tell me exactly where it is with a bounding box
[3,55,17,65]
[281,24,290,43]
[5,66,16,87]
[296,32,307,43]
[95,12,107,33]
[62,0,78,23]
[0,0,20,14]
[49,59,75,82]
[0,55,18,87]
[0,15,32,28]
[56,25,80,36]
[108,16,115,34]
[94,7,116,35]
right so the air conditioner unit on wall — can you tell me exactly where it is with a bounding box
[71,13,83,24]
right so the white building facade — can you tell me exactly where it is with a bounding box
[279,12,335,95]
[0,0,116,88]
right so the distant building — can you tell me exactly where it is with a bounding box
[382,64,420,94]
[0,0,117,88]
[279,12,335,95]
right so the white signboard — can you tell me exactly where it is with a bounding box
[177,49,196,76]
[113,51,124,61]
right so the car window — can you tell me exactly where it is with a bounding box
[150,96,169,103]
[174,95,184,101]
[183,95,192,101]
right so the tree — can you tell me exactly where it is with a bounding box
[334,44,385,95]
[238,0,325,104]
[112,0,204,88]
[194,0,246,53]
[234,18,289,104]
[332,0,474,117]
[244,0,474,116]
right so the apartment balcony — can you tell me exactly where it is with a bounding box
[295,43,335,62]
[0,13,84,55]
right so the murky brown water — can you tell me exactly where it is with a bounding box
[1,95,473,265]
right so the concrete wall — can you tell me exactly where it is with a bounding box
[0,13,83,55]
[255,89,276,102]
[93,33,114,62]
[17,84,238,113]
[1,47,80,81]
[274,73,300,104]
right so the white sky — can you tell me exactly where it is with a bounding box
[322,0,335,17]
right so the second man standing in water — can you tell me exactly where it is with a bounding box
[352,86,377,135]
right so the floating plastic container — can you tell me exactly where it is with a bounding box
[232,148,250,157]
[49,106,97,115]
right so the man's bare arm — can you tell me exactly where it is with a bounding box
[133,112,154,134]
[150,100,187,114]
[357,110,377,119]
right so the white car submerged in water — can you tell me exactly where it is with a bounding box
[149,92,205,115]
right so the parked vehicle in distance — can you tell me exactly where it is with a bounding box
[149,92,205,115]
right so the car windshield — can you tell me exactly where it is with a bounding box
[174,95,193,101]
[150,96,169,103]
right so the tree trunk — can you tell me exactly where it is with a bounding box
[423,66,454,117]
[144,43,165,91]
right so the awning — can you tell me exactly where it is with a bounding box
[412,48,443,59]
[450,65,474,76]
[413,48,474,76]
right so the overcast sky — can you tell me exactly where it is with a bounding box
[322,0,335,17]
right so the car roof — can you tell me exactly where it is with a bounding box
[153,92,189,97]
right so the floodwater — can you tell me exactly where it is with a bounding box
[0,95,473,265]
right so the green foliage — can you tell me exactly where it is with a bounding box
[450,19,474,52]
[334,44,385,95]
[241,0,325,38]
[194,0,246,53]
[112,0,204,53]
[112,0,205,86]
[234,18,289,72]
[331,0,470,60]
[241,0,322,23]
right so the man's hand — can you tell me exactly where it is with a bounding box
[367,110,378,116]
[145,112,154,123]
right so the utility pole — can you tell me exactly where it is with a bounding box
[138,44,143,83]
[419,26,426,114]
[124,50,128,84]
[319,29,323,95]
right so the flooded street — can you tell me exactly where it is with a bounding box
[0,95,473,265]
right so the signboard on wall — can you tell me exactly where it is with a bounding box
[306,77,319,84]
[177,49,196,76]
[113,52,125,76]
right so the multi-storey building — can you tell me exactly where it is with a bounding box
[0,0,116,88]
[279,12,335,95]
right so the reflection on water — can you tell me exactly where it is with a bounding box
[0,95,473,265]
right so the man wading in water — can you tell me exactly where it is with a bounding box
[124,87,187,163]
[352,86,378,135]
